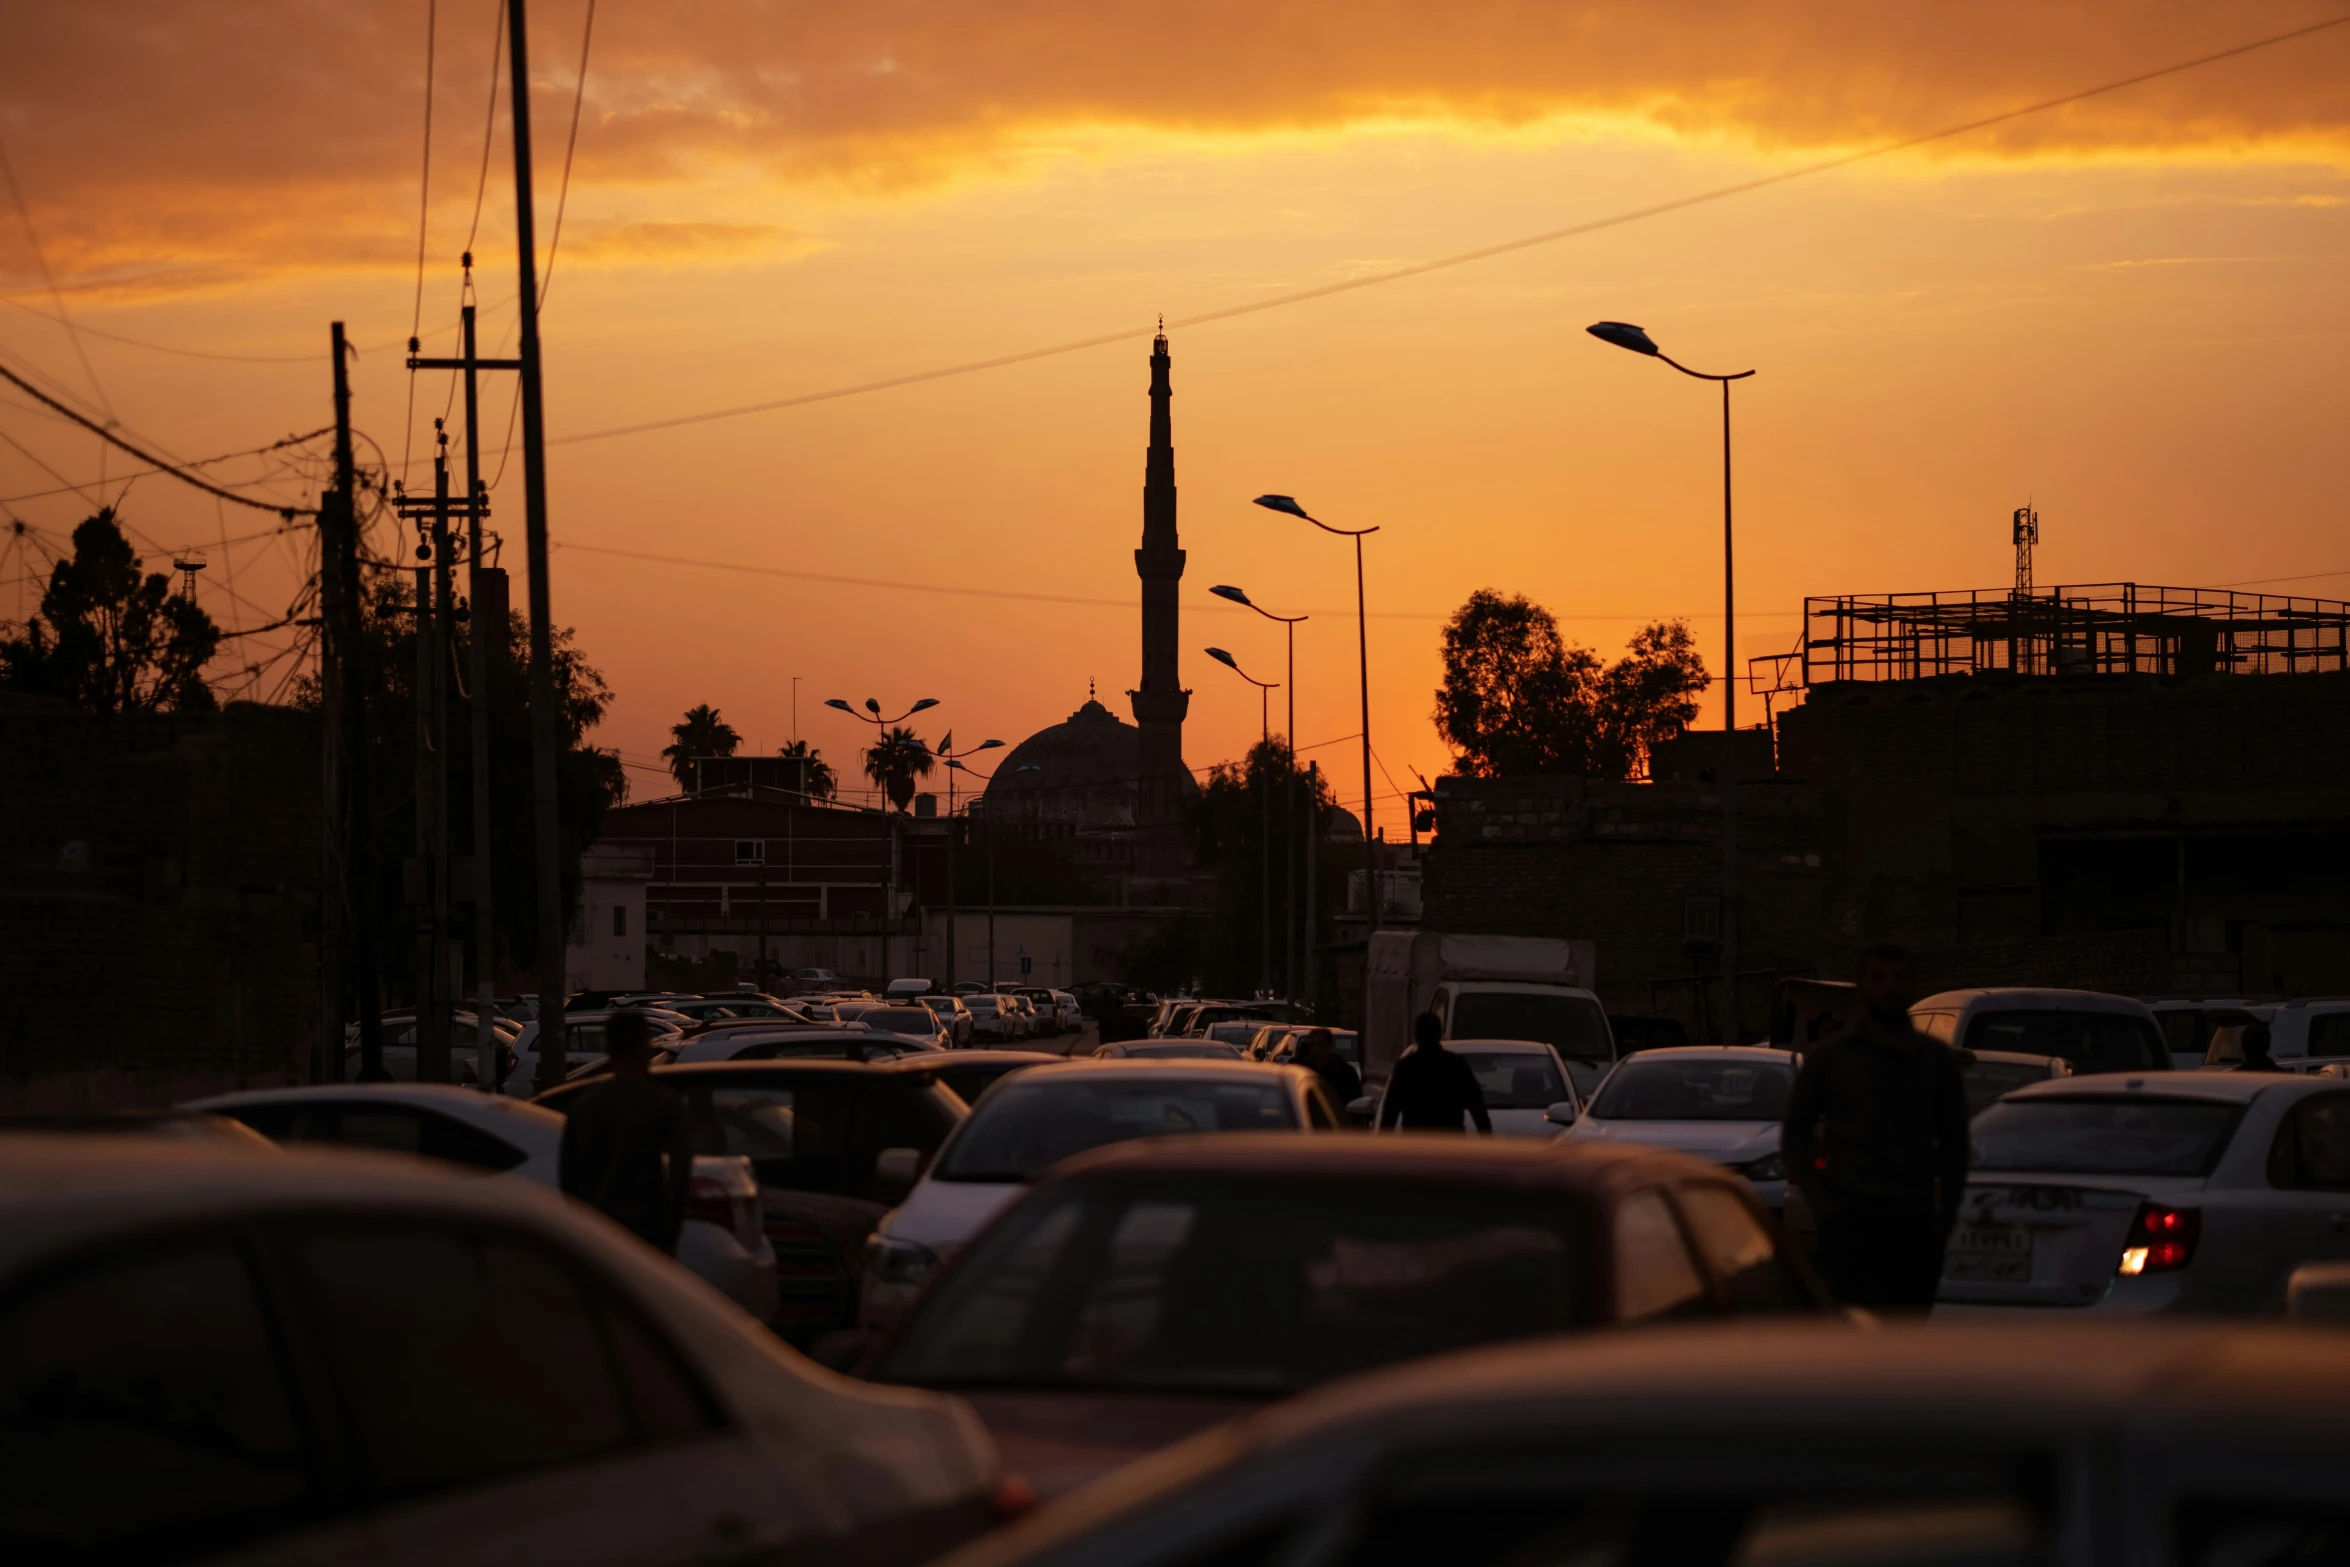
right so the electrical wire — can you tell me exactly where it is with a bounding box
[401,0,439,488]
[541,10,2350,450]
[0,426,333,505]
[0,356,313,513]
[0,129,112,424]
[539,0,597,309]
[462,2,506,263]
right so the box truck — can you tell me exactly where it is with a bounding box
[1364,931,1614,1096]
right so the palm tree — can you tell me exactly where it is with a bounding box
[779,738,836,799]
[862,726,934,812]
[662,703,740,791]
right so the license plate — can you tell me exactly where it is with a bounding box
[1945,1224,2033,1283]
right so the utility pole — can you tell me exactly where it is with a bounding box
[414,431,456,1083]
[315,330,347,1085]
[331,323,389,1082]
[509,0,569,1089]
[461,289,504,1091]
[1305,761,1320,1020]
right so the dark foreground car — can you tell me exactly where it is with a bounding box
[863,1136,1831,1497]
[933,1319,2350,1567]
[537,1058,966,1339]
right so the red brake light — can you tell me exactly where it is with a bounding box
[2118,1202,2200,1276]
[990,1473,1038,1520]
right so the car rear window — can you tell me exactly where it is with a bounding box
[1970,1096,2243,1176]
[864,1007,939,1036]
[1589,1058,1793,1122]
[1457,1051,1568,1110]
[1963,1009,2167,1073]
[878,1177,1587,1394]
[934,1078,1295,1181]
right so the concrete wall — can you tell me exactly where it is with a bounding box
[0,698,320,1109]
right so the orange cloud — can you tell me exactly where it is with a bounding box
[4,0,2347,294]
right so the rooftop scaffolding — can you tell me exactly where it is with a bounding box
[1769,584,2350,688]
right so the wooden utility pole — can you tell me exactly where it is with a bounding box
[409,431,455,1084]
[315,328,347,1084]
[461,293,504,1091]
[330,323,389,1082]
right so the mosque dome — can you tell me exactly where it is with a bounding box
[984,691,1195,863]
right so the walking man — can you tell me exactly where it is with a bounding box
[1782,945,1969,1311]
[558,1009,694,1252]
[1378,1012,1492,1133]
[1297,1027,1362,1110]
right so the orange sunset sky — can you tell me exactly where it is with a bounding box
[3,2,2346,825]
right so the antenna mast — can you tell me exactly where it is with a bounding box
[2013,505,2038,597]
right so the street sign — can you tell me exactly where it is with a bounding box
[1020,955,1032,976]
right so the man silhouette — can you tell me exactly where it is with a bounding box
[558,1010,694,1251]
[1378,1012,1492,1133]
[1297,1027,1362,1108]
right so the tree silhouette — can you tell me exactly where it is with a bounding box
[662,702,740,791]
[862,725,933,811]
[1434,589,1707,779]
[0,508,220,714]
[779,737,836,799]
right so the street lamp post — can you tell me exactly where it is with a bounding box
[1212,585,1308,1006]
[824,695,940,979]
[946,757,1036,990]
[934,735,1003,990]
[1207,646,1279,999]
[1253,494,1381,943]
[1586,321,1754,1046]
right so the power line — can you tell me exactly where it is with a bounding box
[539,0,598,309]
[403,0,439,486]
[543,10,2350,451]
[0,426,334,505]
[0,355,314,514]
[461,1,506,262]
[0,129,113,423]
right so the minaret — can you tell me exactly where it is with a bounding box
[1129,327,1189,880]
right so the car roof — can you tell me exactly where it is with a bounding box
[1047,1131,1728,1191]
[1915,988,2155,1015]
[928,1049,1062,1064]
[1607,1045,1798,1065]
[1445,1037,1567,1054]
[640,1056,952,1083]
[2002,1069,2319,1104]
[1001,1059,1311,1086]
[186,1081,561,1124]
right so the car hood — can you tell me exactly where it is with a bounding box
[881,1177,1025,1253]
[1563,1118,1781,1163]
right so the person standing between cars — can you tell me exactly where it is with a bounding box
[558,1009,694,1251]
[1298,1027,1362,1110]
[1782,946,1970,1310]
[2232,1021,2288,1072]
[1379,1012,1492,1133]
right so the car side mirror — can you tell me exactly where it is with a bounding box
[874,1146,924,1201]
[1544,1100,1579,1126]
[2288,1261,2350,1324]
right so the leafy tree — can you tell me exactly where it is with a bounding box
[1434,589,1708,779]
[0,508,220,713]
[779,737,836,799]
[863,725,933,811]
[662,702,740,790]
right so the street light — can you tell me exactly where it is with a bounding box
[1253,493,1381,941]
[1206,646,1280,1000]
[1212,583,1309,1006]
[1587,319,1754,1046]
[946,756,1037,988]
[935,734,1003,991]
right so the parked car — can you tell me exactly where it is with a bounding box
[666,1023,926,1067]
[2148,996,2279,1069]
[861,1004,956,1051]
[0,1135,1006,1566]
[1959,1047,2073,1114]
[2198,997,2350,1071]
[884,977,936,1001]
[964,993,1022,1044]
[506,1008,688,1094]
[535,1059,969,1339]
[786,966,848,995]
[642,994,810,1026]
[1262,1027,1362,1073]
[1093,1040,1246,1060]
[1909,987,2170,1073]
[1363,1038,1579,1138]
[863,1137,1831,1499]
[918,993,976,1045]
[1049,991,1083,1033]
[1011,988,1063,1037]
[1940,1070,2350,1314]
[343,1009,520,1087]
[924,1050,1063,1108]
[185,1082,780,1322]
[1556,1045,1796,1210]
[860,1062,1342,1333]
[928,1318,2350,1567]
[1201,1019,1266,1051]
[0,1109,277,1151]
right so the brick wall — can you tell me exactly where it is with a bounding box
[0,697,320,1108]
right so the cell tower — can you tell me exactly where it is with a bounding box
[172,551,207,601]
[2012,506,2038,598]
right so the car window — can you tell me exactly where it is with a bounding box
[2269,1092,2350,1191]
[1911,1010,1960,1046]
[1963,1009,2166,1073]
[880,1178,1588,1394]
[1590,1059,1793,1122]
[1973,1097,2242,1177]
[682,1080,862,1193]
[2310,1014,2350,1059]
[687,1084,797,1161]
[276,1219,717,1504]
[1457,1051,1569,1110]
[1675,1184,1806,1312]
[1612,1189,1709,1322]
[1962,1060,2059,1118]
[934,1078,1298,1182]
[0,1234,315,1559]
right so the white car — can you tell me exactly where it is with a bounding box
[1909,988,2169,1076]
[506,1008,691,1096]
[861,1004,957,1052]
[1050,991,1082,1033]
[861,1062,1340,1332]
[2197,998,2350,1072]
[1365,1038,1580,1138]
[1939,1070,2350,1315]
[341,1009,520,1086]
[184,1083,780,1323]
[963,994,1020,1044]
[1555,1045,1796,1209]
[0,1134,1007,1566]
[668,1023,932,1066]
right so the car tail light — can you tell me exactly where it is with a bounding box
[2117,1202,2200,1276]
[990,1474,1038,1520]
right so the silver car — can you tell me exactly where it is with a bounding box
[1557,1045,1796,1208]
[1940,1070,2350,1314]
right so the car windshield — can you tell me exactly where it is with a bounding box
[967,998,999,1014]
[864,1007,938,1037]
[878,1177,1588,1395]
[1963,1060,2055,1117]
[1963,1009,2166,1073]
[933,1078,1296,1181]
[1457,1051,1569,1110]
[1590,1058,1793,1121]
[1451,993,1612,1063]
[1971,1096,2243,1176]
